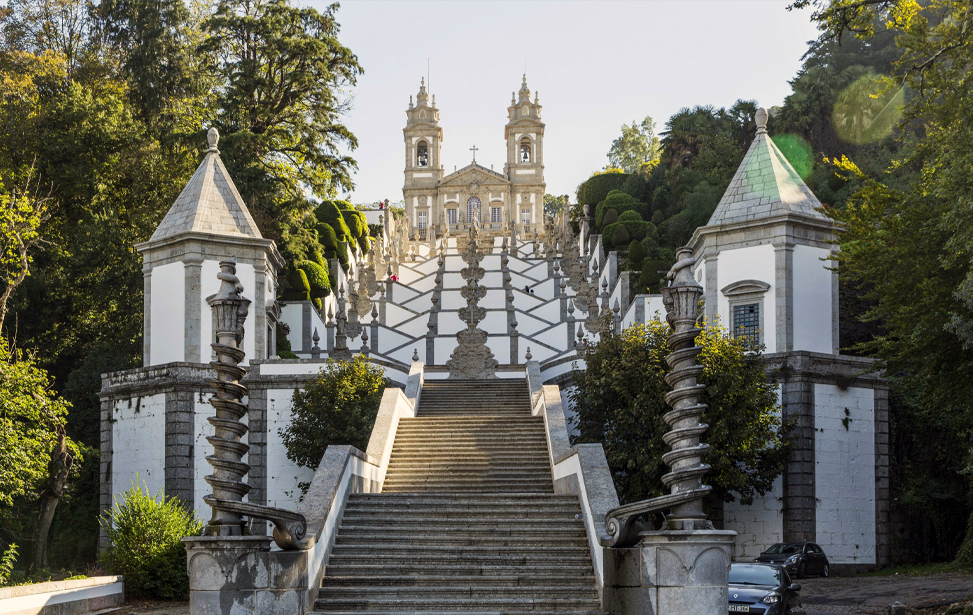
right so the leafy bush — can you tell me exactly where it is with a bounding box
[276,323,298,359]
[99,482,202,600]
[280,356,387,487]
[618,210,642,223]
[0,543,17,586]
[611,224,630,247]
[577,171,629,206]
[628,240,646,263]
[317,222,349,271]
[297,260,331,299]
[282,268,310,302]
[602,209,619,226]
[569,322,787,508]
[341,209,365,239]
[315,201,352,240]
[595,190,646,228]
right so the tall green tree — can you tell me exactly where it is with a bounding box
[569,321,787,514]
[200,0,362,259]
[789,0,973,562]
[607,115,660,173]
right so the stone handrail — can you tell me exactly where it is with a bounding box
[527,364,619,591]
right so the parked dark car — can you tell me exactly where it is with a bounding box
[728,563,802,614]
[755,542,830,578]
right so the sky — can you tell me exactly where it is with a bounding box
[303,1,821,204]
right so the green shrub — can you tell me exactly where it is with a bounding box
[368,223,383,238]
[315,201,352,240]
[282,268,310,302]
[618,210,642,223]
[612,224,630,247]
[341,209,365,238]
[595,190,646,228]
[578,172,629,206]
[99,482,203,600]
[297,260,331,299]
[0,543,17,586]
[276,323,299,359]
[621,219,657,242]
[602,209,619,226]
[317,223,349,271]
[280,356,387,491]
[602,223,620,246]
[628,240,646,263]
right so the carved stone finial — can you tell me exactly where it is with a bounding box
[412,348,419,362]
[207,127,219,152]
[525,347,532,361]
[756,107,769,134]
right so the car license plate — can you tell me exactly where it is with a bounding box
[729,607,750,613]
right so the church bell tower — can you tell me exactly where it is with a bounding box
[504,75,545,232]
[403,78,443,232]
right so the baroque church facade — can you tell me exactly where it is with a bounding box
[402,76,546,239]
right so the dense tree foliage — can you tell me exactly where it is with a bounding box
[0,0,362,570]
[606,116,660,173]
[570,321,787,515]
[785,0,973,564]
[280,356,386,491]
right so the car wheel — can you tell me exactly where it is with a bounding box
[823,563,830,578]
[797,562,806,579]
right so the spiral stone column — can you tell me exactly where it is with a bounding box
[203,262,252,536]
[601,248,735,615]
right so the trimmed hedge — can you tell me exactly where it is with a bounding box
[628,240,646,263]
[602,209,619,226]
[578,172,629,206]
[612,224,630,247]
[282,268,311,302]
[618,210,642,223]
[297,260,331,299]
[595,190,646,228]
[317,222,349,271]
[315,201,352,241]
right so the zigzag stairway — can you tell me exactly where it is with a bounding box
[312,379,603,614]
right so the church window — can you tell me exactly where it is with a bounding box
[467,197,481,223]
[521,207,531,225]
[491,207,502,224]
[416,141,429,167]
[417,211,427,228]
[447,209,457,224]
[732,304,760,341]
[520,138,531,163]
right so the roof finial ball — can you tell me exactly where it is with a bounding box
[755,107,769,135]
[207,127,220,153]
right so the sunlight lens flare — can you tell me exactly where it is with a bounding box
[771,134,814,180]
[832,72,905,145]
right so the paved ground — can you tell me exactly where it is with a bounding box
[119,572,973,615]
[799,571,973,614]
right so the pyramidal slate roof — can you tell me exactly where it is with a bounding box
[706,108,827,226]
[150,128,262,242]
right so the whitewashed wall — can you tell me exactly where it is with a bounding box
[193,399,219,519]
[814,384,876,564]
[110,394,167,500]
[715,245,776,351]
[725,478,784,561]
[150,262,185,365]
[265,389,316,509]
[792,245,834,354]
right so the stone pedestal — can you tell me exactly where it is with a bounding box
[183,536,311,615]
[604,530,736,615]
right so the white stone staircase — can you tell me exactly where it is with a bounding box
[311,379,604,614]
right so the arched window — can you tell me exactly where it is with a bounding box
[416,141,429,167]
[520,138,531,163]
[466,196,481,223]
